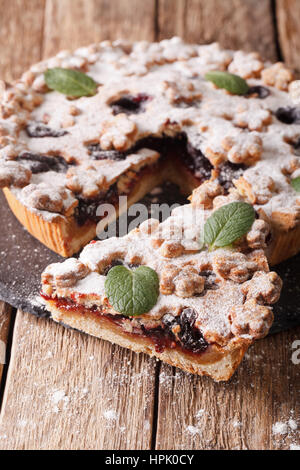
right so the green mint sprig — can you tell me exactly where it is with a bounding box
[291,176,300,192]
[204,71,249,95]
[44,67,98,97]
[105,265,159,316]
[203,201,255,249]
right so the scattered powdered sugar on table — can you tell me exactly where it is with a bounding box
[272,422,289,435]
[288,419,298,431]
[195,409,205,419]
[272,411,299,450]
[50,389,70,413]
[233,420,243,428]
[272,415,298,436]
[186,425,201,436]
[290,444,300,450]
[103,409,118,421]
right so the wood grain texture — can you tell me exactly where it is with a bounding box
[156,327,300,450]
[0,303,13,388]
[0,0,45,81]
[42,0,156,57]
[0,311,156,449]
[158,0,277,60]
[277,0,300,72]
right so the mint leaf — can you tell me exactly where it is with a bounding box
[105,265,159,316]
[205,71,249,95]
[291,176,300,192]
[44,68,97,97]
[204,202,255,248]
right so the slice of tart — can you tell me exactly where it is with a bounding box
[41,196,282,381]
[1,39,300,262]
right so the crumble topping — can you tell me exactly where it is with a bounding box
[0,37,298,230]
[230,299,273,340]
[246,219,270,249]
[41,202,281,346]
[261,62,294,91]
[228,51,264,79]
[190,180,223,209]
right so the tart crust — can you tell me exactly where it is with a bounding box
[44,298,249,382]
[3,166,166,257]
[267,223,300,265]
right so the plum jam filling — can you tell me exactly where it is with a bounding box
[292,137,300,156]
[275,107,300,124]
[87,146,127,161]
[102,259,141,275]
[159,308,208,353]
[16,152,71,174]
[76,134,215,225]
[110,93,151,115]
[26,122,68,138]
[200,271,219,290]
[246,86,270,99]
[74,183,119,226]
[41,293,210,355]
[130,133,213,182]
[217,161,246,191]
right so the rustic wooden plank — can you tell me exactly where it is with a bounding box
[158,0,277,61]
[0,0,45,393]
[0,0,46,81]
[0,311,156,449]
[156,327,300,450]
[277,0,300,73]
[42,0,156,57]
[0,303,13,388]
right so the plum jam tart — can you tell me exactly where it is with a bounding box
[0,38,299,261]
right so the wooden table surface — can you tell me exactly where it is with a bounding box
[0,0,299,450]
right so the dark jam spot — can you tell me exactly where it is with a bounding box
[103,259,124,275]
[145,181,188,222]
[74,183,119,226]
[178,308,208,353]
[275,107,300,125]
[26,122,68,138]
[110,94,151,115]
[246,86,270,99]
[128,263,141,269]
[162,309,208,353]
[17,152,70,174]
[292,138,300,156]
[217,161,246,192]
[162,313,178,331]
[103,260,141,275]
[200,271,219,290]
[130,135,177,156]
[87,144,127,161]
[184,142,213,180]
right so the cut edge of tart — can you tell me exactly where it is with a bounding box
[42,296,249,382]
[1,38,300,263]
[2,160,166,257]
[41,198,283,381]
